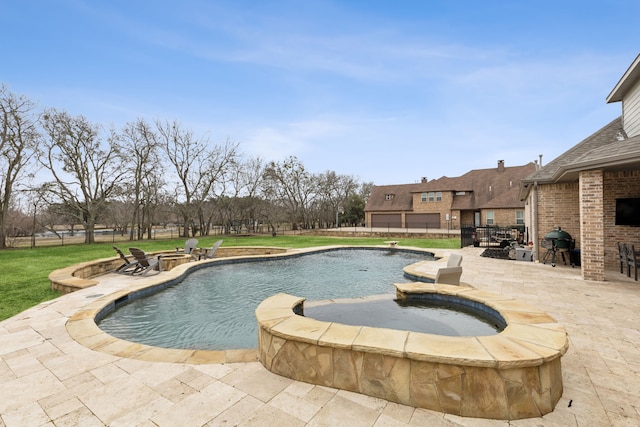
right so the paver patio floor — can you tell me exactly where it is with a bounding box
[1,246,639,426]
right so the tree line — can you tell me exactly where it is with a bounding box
[0,84,373,248]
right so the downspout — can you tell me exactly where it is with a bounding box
[532,181,539,261]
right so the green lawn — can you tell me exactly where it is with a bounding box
[0,235,459,321]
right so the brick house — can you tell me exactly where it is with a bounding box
[365,160,536,231]
[520,53,640,281]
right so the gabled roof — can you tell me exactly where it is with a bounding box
[364,182,423,212]
[521,117,624,184]
[519,54,640,201]
[519,116,640,200]
[561,134,640,177]
[409,175,472,193]
[449,163,535,209]
[366,162,535,212]
[480,186,524,209]
[607,53,640,103]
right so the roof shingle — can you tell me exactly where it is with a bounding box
[366,162,535,212]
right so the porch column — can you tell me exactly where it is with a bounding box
[579,170,605,281]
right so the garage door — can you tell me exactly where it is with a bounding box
[371,214,402,228]
[405,213,440,229]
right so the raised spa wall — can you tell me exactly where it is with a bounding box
[49,246,289,293]
[255,283,569,420]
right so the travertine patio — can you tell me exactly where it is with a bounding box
[1,246,639,426]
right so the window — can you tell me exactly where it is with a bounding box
[516,210,524,225]
[428,192,434,202]
[436,192,442,202]
[486,210,494,225]
[385,193,394,201]
[421,192,427,202]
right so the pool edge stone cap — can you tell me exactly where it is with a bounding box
[255,287,569,420]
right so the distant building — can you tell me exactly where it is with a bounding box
[365,160,536,230]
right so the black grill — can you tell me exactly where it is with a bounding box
[542,228,574,267]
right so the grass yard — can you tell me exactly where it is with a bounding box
[0,235,459,321]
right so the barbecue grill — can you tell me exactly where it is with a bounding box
[541,227,574,267]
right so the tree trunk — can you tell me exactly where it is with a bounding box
[84,219,96,244]
[0,210,7,249]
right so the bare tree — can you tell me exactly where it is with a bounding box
[39,109,126,243]
[101,200,133,237]
[262,156,318,230]
[156,120,238,237]
[316,170,359,227]
[212,155,267,234]
[118,119,163,240]
[0,85,40,248]
[237,156,268,232]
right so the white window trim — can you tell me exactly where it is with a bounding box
[486,210,495,225]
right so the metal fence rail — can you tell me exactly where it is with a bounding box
[461,225,526,248]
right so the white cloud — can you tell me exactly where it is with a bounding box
[242,118,350,161]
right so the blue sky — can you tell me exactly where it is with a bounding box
[2,1,638,185]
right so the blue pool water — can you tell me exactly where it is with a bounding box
[304,298,502,336]
[98,248,434,350]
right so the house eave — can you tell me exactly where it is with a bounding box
[518,181,533,201]
[606,53,640,103]
[553,155,640,181]
[520,149,638,184]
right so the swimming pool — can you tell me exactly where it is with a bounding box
[97,248,435,350]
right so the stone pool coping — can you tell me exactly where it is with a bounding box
[49,246,291,293]
[65,245,438,364]
[65,246,300,364]
[255,285,569,419]
[402,257,462,283]
[256,285,569,369]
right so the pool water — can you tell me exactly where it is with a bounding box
[303,297,502,336]
[98,248,434,350]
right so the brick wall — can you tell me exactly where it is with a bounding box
[580,170,605,281]
[411,192,455,227]
[535,169,640,280]
[481,208,524,227]
[537,181,581,248]
[459,210,475,227]
[412,192,453,213]
[603,170,640,270]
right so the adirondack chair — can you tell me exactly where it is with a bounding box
[128,247,163,275]
[112,246,138,274]
[176,238,199,259]
[198,240,223,260]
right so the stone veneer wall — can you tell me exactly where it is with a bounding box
[256,288,568,420]
[50,246,288,293]
[213,246,286,257]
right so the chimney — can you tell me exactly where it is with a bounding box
[421,177,428,183]
[497,160,505,172]
[538,154,543,167]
